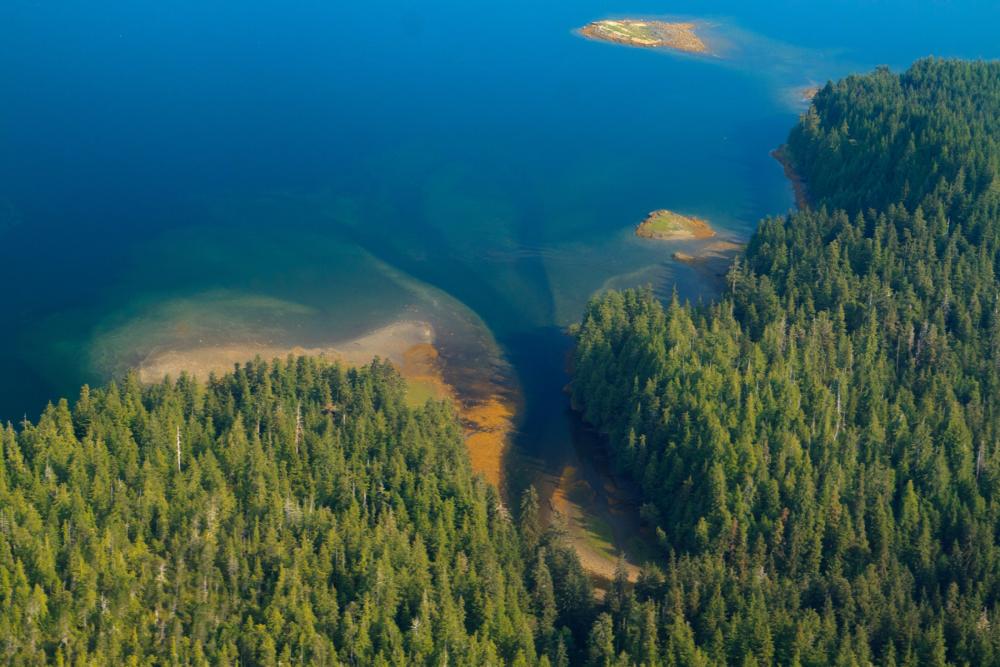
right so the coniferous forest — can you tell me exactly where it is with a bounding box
[0,359,597,665]
[4,58,1000,666]
[572,58,1000,664]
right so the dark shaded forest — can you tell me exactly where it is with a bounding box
[571,59,1000,665]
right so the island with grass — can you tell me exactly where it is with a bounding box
[634,209,716,240]
[579,19,709,54]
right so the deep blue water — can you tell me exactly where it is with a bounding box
[1,0,998,482]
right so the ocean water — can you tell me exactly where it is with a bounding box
[1,1,998,502]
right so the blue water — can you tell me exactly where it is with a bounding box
[1,0,998,494]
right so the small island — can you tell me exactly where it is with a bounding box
[579,19,709,55]
[635,209,716,240]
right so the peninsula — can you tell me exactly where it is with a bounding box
[579,19,709,54]
[134,319,516,488]
[635,209,716,240]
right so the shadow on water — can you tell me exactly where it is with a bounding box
[2,0,898,584]
[501,325,654,583]
[326,191,659,580]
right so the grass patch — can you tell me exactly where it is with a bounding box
[405,378,443,408]
[636,209,715,240]
[580,514,618,559]
[607,23,654,40]
[643,210,691,233]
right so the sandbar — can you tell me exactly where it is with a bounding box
[672,239,743,263]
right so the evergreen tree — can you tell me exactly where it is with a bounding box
[570,58,1000,665]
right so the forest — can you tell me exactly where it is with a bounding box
[0,358,604,665]
[571,58,1000,664]
[4,57,1000,666]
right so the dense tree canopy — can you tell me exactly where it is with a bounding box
[0,357,599,665]
[6,57,1000,667]
[572,58,1000,665]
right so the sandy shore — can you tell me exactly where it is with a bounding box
[137,318,515,488]
[549,465,641,587]
[396,340,515,488]
[136,320,434,383]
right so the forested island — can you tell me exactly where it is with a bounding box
[571,59,1000,664]
[4,56,1000,666]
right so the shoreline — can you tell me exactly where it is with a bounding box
[136,319,434,382]
[771,145,810,209]
[137,318,518,489]
[671,239,743,263]
[548,463,642,588]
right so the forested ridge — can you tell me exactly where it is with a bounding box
[0,357,603,665]
[572,58,1000,665]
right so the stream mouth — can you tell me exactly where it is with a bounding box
[496,324,658,585]
[78,268,660,586]
[1,0,859,590]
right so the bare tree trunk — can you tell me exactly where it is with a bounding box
[295,402,303,455]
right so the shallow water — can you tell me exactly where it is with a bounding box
[2,0,998,567]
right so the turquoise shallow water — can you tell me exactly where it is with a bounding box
[1,2,998,496]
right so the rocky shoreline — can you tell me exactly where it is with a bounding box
[771,145,811,209]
